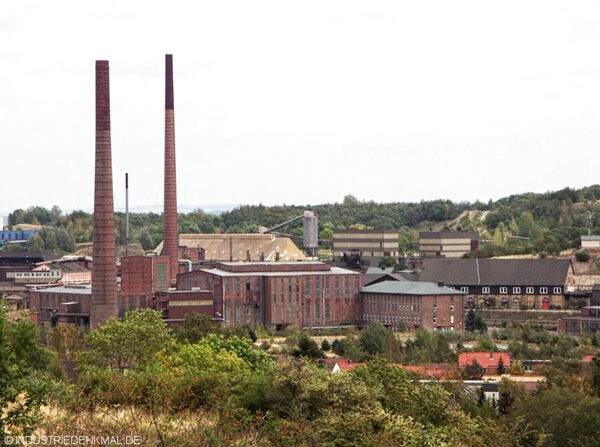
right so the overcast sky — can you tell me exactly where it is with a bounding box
[1,0,599,214]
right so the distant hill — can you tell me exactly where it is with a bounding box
[4,185,600,257]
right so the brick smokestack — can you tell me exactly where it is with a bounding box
[163,54,179,281]
[91,60,118,329]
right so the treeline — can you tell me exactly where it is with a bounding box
[5,185,600,255]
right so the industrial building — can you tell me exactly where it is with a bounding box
[361,281,465,331]
[154,233,306,265]
[333,229,399,269]
[177,261,361,329]
[418,230,479,258]
[418,258,575,310]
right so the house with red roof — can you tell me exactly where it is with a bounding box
[458,352,511,373]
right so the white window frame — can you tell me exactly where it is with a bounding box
[500,287,508,294]
[450,305,454,312]
[513,287,521,294]
[540,287,548,294]
[432,316,437,324]
[482,287,490,294]
[553,287,562,294]
[460,287,469,293]
[526,287,534,294]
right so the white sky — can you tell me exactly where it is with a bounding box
[1,0,599,214]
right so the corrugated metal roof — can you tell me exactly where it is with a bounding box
[419,258,572,286]
[362,280,465,295]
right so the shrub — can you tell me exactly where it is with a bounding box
[576,250,590,262]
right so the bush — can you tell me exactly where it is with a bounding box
[576,250,590,262]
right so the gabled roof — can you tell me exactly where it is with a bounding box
[419,258,572,286]
[362,280,465,296]
[365,267,395,275]
[458,352,511,369]
[363,272,407,287]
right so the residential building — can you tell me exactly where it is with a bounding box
[419,258,575,310]
[361,280,466,331]
[419,231,479,258]
[458,352,511,374]
[177,261,361,329]
[333,229,399,269]
[482,374,546,392]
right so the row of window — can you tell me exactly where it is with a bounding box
[364,314,421,325]
[432,315,455,324]
[460,286,562,295]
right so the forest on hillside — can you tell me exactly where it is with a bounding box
[4,185,600,257]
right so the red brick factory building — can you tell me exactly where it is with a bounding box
[177,262,362,329]
[361,281,466,331]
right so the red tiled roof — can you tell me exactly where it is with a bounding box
[397,363,456,379]
[458,352,511,369]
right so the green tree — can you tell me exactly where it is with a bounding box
[359,322,386,356]
[506,387,600,447]
[77,309,174,373]
[293,334,325,360]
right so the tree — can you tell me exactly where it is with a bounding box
[320,339,331,351]
[505,387,600,447]
[293,334,325,360]
[174,313,213,344]
[77,309,174,372]
[464,360,485,380]
[359,322,386,356]
[465,309,487,332]
[1,310,52,437]
[496,356,506,374]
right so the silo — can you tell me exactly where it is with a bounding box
[303,211,319,258]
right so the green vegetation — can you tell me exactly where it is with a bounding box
[6,185,598,256]
[2,308,600,446]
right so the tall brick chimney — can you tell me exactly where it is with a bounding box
[91,60,118,329]
[163,54,179,281]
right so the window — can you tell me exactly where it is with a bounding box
[553,287,562,294]
[501,297,508,308]
[433,316,437,324]
[513,287,521,294]
[433,305,437,312]
[526,287,534,294]
[225,279,231,292]
[500,287,508,294]
[540,287,548,294]
[129,295,136,310]
[482,287,490,294]
[460,287,469,293]
[235,279,241,292]
[119,297,126,317]
[139,295,146,308]
[450,305,454,312]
